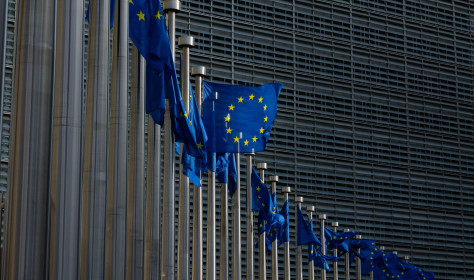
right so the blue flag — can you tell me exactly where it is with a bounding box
[202,81,283,153]
[359,243,384,274]
[214,153,237,196]
[181,86,208,186]
[129,0,204,158]
[325,227,358,253]
[308,220,337,271]
[277,199,289,246]
[372,252,418,279]
[296,207,320,246]
[251,168,273,215]
[265,192,285,248]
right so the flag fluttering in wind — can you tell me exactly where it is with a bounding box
[296,207,320,247]
[181,86,208,186]
[307,219,337,271]
[325,227,358,253]
[202,81,283,153]
[129,0,203,157]
[214,153,237,196]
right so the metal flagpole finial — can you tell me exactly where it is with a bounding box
[191,66,206,77]
[178,35,195,48]
[163,0,180,12]
[379,246,385,251]
[295,196,304,203]
[331,221,339,227]
[344,228,350,233]
[269,175,279,182]
[403,256,410,261]
[392,251,398,255]
[355,234,362,240]
[257,162,267,170]
[318,214,327,220]
[282,186,291,193]
[306,206,315,213]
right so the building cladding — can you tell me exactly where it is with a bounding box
[174,0,473,279]
[0,0,473,279]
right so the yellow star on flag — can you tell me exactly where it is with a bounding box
[238,96,244,103]
[233,136,239,142]
[154,10,163,20]
[244,139,249,146]
[256,186,260,191]
[252,136,258,142]
[263,104,267,110]
[259,127,264,133]
[129,0,134,4]
[249,94,255,100]
[264,116,268,122]
[226,127,232,134]
[197,142,203,149]
[137,10,145,21]
[258,97,263,103]
[189,120,192,125]
[225,115,230,122]
[260,180,263,183]
[229,104,235,111]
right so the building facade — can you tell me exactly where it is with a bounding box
[0,0,473,279]
[174,1,473,279]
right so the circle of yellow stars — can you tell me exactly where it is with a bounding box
[225,92,268,146]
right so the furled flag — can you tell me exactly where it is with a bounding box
[181,85,208,186]
[251,167,273,215]
[324,227,358,253]
[202,81,283,153]
[129,0,203,157]
[277,199,289,247]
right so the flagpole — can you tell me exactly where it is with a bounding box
[269,175,279,280]
[232,135,242,280]
[355,235,362,280]
[191,66,206,280]
[79,1,110,278]
[282,187,291,280]
[177,35,194,280]
[344,229,350,280]
[107,0,129,277]
[246,152,255,280]
[257,163,267,280]
[319,214,327,280]
[162,2,180,280]
[128,48,145,280]
[220,180,229,280]
[331,222,339,280]
[48,0,83,278]
[207,92,218,280]
[306,206,315,280]
[295,196,304,280]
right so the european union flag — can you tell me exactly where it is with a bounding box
[129,0,170,121]
[181,86,208,186]
[348,239,375,265]
[129,0,204,158]
[372,252,419,280]
[251,168,273,215]
[296,207,321,246]
[359,243,384,274]
[277,199,289,247]
[202,81,283,153]
[215,153,237,196]
[325,227,358,253]
[308,220,337,271]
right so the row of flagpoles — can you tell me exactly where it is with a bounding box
[1,0,436,280]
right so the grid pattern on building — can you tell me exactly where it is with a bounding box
[176,0,474,279]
